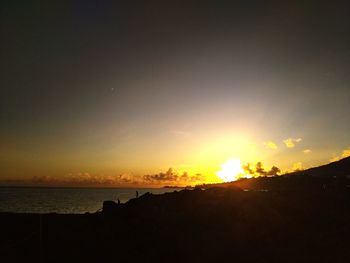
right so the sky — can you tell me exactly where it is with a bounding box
[1,1,350,187]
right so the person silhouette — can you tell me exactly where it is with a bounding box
[136,191,139,198]
[117,198,121,205]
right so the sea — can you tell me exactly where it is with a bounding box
[0,187,180,214]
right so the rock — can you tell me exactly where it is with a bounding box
[102,200,118,213]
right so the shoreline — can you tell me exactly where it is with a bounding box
[2,187,350,262]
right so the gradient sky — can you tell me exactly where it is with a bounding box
[1,1,350,186]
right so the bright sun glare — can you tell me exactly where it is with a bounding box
[216,159,245,182]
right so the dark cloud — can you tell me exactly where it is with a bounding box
[255,162,266,176]
[243,162,281,177]
[144,168,178,182]
[180,172,205,182]
[266,166,281,176]
[31,173,127,186]
[15,169,206,187]
[144,168,205,184]
[242,163,254,175]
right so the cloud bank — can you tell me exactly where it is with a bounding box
[26,169,205,187]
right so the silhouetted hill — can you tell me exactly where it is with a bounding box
[195,157,350,191]
[289,156,350,178]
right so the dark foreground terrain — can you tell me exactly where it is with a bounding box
[1,180,350,263]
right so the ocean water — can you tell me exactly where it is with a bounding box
[0,187,179,214]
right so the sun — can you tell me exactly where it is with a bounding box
[216,159,244,182]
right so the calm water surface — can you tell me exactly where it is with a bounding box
[0,187,179,214]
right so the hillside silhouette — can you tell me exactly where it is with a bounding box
[290,156,350,178]
[197,157,350,191]
[2,157,350,262]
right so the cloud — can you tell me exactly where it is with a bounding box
[32,171,151,186]
[31,173,133,186]
[144,168,178,182]
[143,168,205,184]
[117,173,135,183]
[283,138,302,148]
[303,149,312,154]
[330,147,350,162]
[267,166,281,176]
[263,141,278,150]
[242,162,281,177]
[29,168,206,187]
[242,163,254,175]
[180,172,205,182]
[255,162,266,175]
